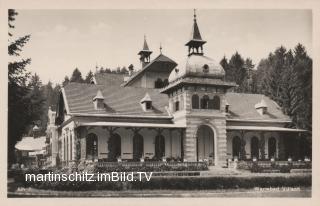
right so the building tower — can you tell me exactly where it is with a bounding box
[186,9,207,56]
[161,10,236,166]
[138,35,153,68]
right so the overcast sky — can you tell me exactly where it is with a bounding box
[11,9,312,84]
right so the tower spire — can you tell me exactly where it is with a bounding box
[138,35,153,67]
[159,42,162,54]
[185,9,206,56]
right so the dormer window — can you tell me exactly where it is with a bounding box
[140,93,152,111]
[146,101,152,110]
[255,98,268,115]
[93,90,105,110]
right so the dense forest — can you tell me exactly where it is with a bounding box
[8,9,312,165]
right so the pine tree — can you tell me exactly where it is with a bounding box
[84,70,94,83]
[228,52,246,92]
[70,68,84,83]
[62,76,70,86]
[8,9,33,164]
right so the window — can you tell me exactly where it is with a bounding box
[175,101,180,111]
[225,105,229,113]
[145,101,152,110]
[108,133,121,161]
[86,133,98,160]
[154,78,163,88]
[200,95,209,109]
[163,79,169,87]
[268,137,276,159]
[251,137,259,159]
[155,135,165,160]
[192,94,199,109]
[232,136,241,159]
[213,95,220,110]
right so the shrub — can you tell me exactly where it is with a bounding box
[22,174,311,191]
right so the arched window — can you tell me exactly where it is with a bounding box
[192,94,199,109]
[155,135,165,160]
[251,137,259,159]
[268,137,276,159]
[200,95,209,109]
[213,95,220,110]
[154,78,163,88]
[163,79,169,87]
[86,133,98,160]
[232,136,241,159]
[108,133,121,161]
[133,134,144,161]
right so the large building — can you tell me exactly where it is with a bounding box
[47,11,309,168]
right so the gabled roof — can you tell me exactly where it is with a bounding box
[61,82,290,122]
[63,83,170,117]
[140,93,152,103]
[93,73,124,86]
[93,90,104,100]
[122,53,177,87]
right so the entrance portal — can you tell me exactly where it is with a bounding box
[196,125,214,162]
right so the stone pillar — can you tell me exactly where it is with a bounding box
[216,121,227,167]
[240,130,246,160]
[184,126,197,161]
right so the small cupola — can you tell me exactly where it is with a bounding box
[93,90,105,110]
[140,93,152,111]
[255,98,268,115]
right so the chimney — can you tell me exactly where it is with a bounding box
[93,90,105,110]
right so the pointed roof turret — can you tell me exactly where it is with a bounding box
[185,9,207,56]
[138,35,153,67]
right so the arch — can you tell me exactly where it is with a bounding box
[213,95,220,110]
[86,133,98,160]
[200,95,209,109]
[251,136,259,159]
[232,136,241,159]
[155,135,165,160]
[196,125,214,162]
[108,133,121,161]
[154,78,163,88]
[133,133,144,161]
[268,137,277,159]
[163,79,169,87]
[192,94,199,109]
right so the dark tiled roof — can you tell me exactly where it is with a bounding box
[63,83,169,116]
[63,83,290,121]
[226,93,290,121]
[123,54,177,86]
[93,73,124,86]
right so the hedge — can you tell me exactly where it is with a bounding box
[21,175,311,191]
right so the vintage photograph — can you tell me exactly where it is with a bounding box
[7,8,312,197]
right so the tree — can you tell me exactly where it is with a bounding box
[228,52,246,92]
[70,68,84,83]
[8,9,33,164]
[62,76,70,86]
[84,70,94,83]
